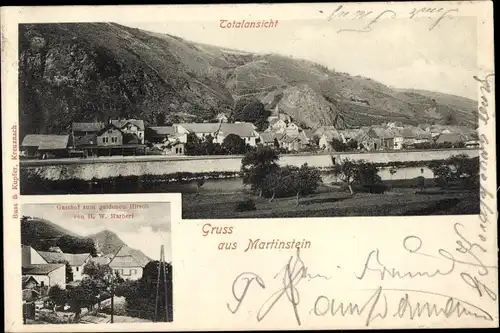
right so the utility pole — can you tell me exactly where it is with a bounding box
[155,245,168,322]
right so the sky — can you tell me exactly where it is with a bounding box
[121,16,477,99]
[22,202,172,262]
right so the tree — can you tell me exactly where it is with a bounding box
[233,98,270,131]
[56,235,97,256]
[222,134,247,155]
[331,159,381,194]
[241,146,280,197]
[428,154,479,189]
[48,284,67,309]
[155,112,166,126]
[294,163,322,205]
[273,138,280,149]
[330,138,348,152]
[261,164,321,204]
[347,139,359,151]
[184,133,201,156]
[67,278,101,321]
[83,261,113,281]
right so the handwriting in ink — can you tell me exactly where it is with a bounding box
[473,73,495,126]
[337,10,396,33]
[453,223,489,276]
[356,236,455,280]
[227,272,266,314]
[312,287,493,326]
[313,286,387,326]
[460,273,497,301]
[257,248,308,325]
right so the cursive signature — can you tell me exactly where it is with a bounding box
[312,287,493,326]
[473,73,495,125]
[356,236,456,280]
[327,5,458,33]
[227,247,330,325]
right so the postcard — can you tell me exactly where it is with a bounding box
[2,1,497,332]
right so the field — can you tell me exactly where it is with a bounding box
[182,184,479,219]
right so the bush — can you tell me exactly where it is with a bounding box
[235,199,257,212]
[261,164,322,199]
[428,154,479,189]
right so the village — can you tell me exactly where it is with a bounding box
[21,224,165,324]
[19,105,479,160]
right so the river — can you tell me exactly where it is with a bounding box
[161,166,434,194]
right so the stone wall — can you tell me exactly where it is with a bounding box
[21,149,479,181]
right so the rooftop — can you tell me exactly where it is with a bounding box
[21,134,70,150]
[72,122,106,132]
[37,251,91,267]
[22,264,65,275]
[149,126,176,135]
[110,119,145,131]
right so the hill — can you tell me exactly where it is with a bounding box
[21,216,79,246]
[88,229,152,262]
[21,217,151,263]
[19,23,478,139]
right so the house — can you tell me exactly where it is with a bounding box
[319,129,342,150]
[72,122,106,139]
[22,276,39,290]
[267,118,288,133]
[217,123,259,146]
[37,251,91,281]
[22,264,66,288]
[22,276,40,302]
[314,126,338,137]
[96,124,124,146]
[146,126,176,143]
[356,132,378,151]
[276,132,309,151]
[368,127,394,150]
[174,123,221,141]
[436,133,465,146]
[392,128,416,150]
[75,123,146,157]
[214,113,229,123]
[302,129,315,145]
[465,140,480,148]
[20,135,70,159]
[259,132,278,147]
[110,119,145,144]
[109,246,150,281]
[89,256,111,266]
[22,245,49,266]
[175,122,259,146]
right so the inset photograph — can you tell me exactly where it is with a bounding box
[21,201,173,324]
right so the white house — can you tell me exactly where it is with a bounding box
[174,123,221,141]
[217,123,259,146]
[37,251,91,281]
[175,122,259,146]
[267,118,288,133]
[319,129,342,150]
[22,264,66,288]
[109,246,150,281]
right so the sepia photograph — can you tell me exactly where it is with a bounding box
[20,201,173,324]
[18,19,480,219]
